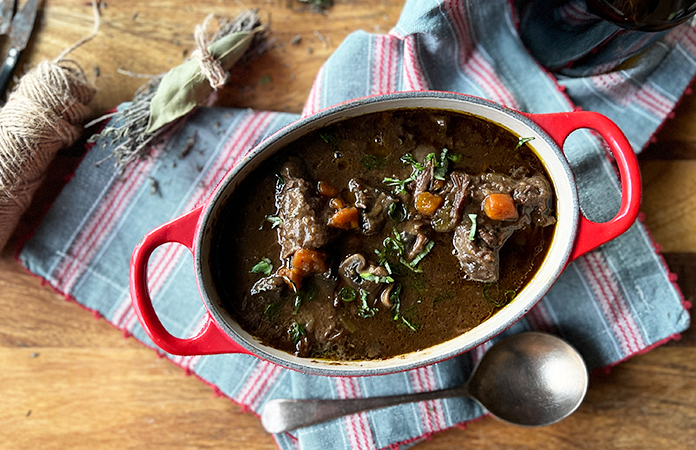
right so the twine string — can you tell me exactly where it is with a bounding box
[192,13,228,90]
[0,3,98,249]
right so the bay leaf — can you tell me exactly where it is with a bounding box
[145,31,255,134]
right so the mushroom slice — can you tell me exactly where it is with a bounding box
[380,284,395,308]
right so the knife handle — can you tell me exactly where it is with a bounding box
[0,47,21,100]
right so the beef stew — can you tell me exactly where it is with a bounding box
[211,108,556,361]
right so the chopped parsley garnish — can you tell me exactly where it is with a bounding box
[263,303,281,322]
[433,290,456,305]
[360,155,388,170]
[426,148,461,180]
[338,287,357,302]
[293,281,318,314]
[378,229,405,260]
[359,272,395,284]
[468,214,477,241]
[447,152,462,162]
[319,131,339,151]
[383,176,416,195]
[385,149,461,193]
[515,136,535,150]
[382,153,423,194]
[482,283,517,307]
[357,289,378,318]
[275,173,286,189]
[390,283,403,318]
[400,153,425,171]
[399,316,419,332]
[288,321,306,344]
[388,202,407,222]
[409,241,435,268]
[374,229,431,273]
[250,257,273,276]
[265,215,283,229]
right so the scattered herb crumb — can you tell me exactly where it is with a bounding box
[357,289,377,318]
[178,131,197,159]
[264,215,283,229]
[250,257,273,276]
[468,214,477,240]
[360,155,387,171]
[259,75,272,85]
[263,303,281,322]
[387,202,406,223]
[148,177,161,196]
[289,321,306,344]
[339,287,357,302]
[515,136,535,150]
[482,283,516,307]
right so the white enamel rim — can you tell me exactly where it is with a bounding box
[196,92,578,377]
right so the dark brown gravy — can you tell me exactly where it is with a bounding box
[211,108,555,360]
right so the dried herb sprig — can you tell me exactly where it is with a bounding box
[88,10,267,174]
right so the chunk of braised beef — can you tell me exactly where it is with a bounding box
[453,219,499,283]
[413,158,435,197]
[450,172,471,220]
[275,162,330,259]
[513,175,556,226]
[250,275,286,296]
[349,178,374,209]
[452,172,554,282]
[401,218,429,236]
[348,178,397,235]
[431,171,471,233]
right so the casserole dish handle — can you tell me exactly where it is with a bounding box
[129,205,252,356]
[524,111,641,261]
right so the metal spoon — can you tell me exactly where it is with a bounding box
[261,332,588,433]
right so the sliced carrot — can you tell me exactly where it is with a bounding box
[415,192,444,216]
[277,267,301,291]
[328,206,359,230]
[317,181,340,197]
[329,197,345,209]
[483,193,518,221]
[279,249,328,290]
[291,248,328,277]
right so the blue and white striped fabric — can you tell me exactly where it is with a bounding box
[19,1,692,449]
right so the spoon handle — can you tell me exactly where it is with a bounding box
[261,384,470,434]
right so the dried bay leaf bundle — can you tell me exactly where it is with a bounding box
[89,10,266,172]
[146,30,256,133]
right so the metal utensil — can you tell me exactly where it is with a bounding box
[0,0,15,35]
[0,0,39,97]
[261,332,588,433]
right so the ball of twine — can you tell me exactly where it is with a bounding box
[0,59,95,249]
[0,1,98,251]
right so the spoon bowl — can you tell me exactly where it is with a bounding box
[261,332,588,433]
[467,332,588,426]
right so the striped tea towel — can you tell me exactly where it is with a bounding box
[18,0,692,449]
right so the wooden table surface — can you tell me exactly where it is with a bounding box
[1,1,695,449]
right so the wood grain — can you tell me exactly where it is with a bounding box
[1,1,695,449]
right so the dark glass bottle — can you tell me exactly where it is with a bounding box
[586,0,696,30]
